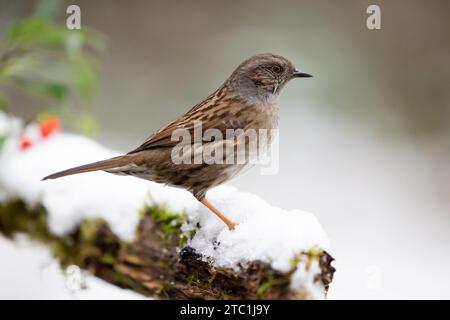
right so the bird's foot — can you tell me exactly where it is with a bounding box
[199,198,237,231]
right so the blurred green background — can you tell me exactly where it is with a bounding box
[1,0,449,299]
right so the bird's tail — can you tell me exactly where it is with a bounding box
[42,155,124,180]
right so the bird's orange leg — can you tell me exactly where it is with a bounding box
[200,199,237,230]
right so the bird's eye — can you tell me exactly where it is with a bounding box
[271,65,283,74]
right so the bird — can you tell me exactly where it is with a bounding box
[42,53,312,230]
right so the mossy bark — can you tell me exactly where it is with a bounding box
[0,199,335,299]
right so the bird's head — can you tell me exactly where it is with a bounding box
[226,53,311,103]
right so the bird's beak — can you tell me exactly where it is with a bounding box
[292,69,312,78]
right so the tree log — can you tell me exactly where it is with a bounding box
[0,199,335,300]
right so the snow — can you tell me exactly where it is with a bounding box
[0,111,329,277]
[184,187,329,272]
[290,260,325,300]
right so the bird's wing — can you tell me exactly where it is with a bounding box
[127,98,246,154]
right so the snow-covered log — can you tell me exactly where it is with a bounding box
[0,112,335,299]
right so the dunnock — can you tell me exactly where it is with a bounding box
[43,53,311,230]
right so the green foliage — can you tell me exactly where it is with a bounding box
[0,93,7,110]
[76,112,98,137]
[33,0,62,19]
[0,0,106,134]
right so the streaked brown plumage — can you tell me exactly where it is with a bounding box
[43,53,311,230]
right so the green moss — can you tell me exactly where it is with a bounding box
[51,236,78,265]
[0,200,50,240]
[140,204,196,247]
[288,247,323,272]
[306,246,322,270]
[110,270,143,292]
[256,247,325,299]
[79,219,102,243]
[179,228,196,247]
[147,205,185,234]
[100,252,115,265]
[257,274,290,299]
[289,253,302,269]
[308,246,322,260]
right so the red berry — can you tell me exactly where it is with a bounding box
[20,136,33,150]
[40,116,61,138]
